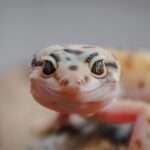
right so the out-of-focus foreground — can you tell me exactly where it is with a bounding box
[0,70,130,150]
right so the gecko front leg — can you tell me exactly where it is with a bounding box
[38,113,71,136]
[91,100,150,150]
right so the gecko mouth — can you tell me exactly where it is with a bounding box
[31,79,117,114]
[31,78,117,104]
[42,81,116,97]
[43,80,111,96]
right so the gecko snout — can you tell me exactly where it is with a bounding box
[58,77,87,95]
[59,76,89,87]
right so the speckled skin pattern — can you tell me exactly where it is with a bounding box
[30,45,150,150]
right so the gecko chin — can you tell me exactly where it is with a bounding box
[30,78,118,115]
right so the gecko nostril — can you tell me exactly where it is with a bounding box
[64,80,69,85]
[60,79,69,86]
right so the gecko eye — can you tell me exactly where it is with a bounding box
[41,60,56,77]
[90,60,107,78]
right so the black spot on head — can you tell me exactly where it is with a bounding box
[84,76,89,82]
[105,62,118,69]
[49,53,60,62]
[85,52,99,63]
[64,49,83,55]
[66,57,71,61]
[31,58,37,66]
[31,57,43,67]
[68,65,78,71]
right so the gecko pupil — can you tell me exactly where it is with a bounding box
[42,60,56,76]
[91,60,104,75]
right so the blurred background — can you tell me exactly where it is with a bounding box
[0,1,150,150]
[0,0,150,74]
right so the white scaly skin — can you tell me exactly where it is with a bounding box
[30,45,150,150]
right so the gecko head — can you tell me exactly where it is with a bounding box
[29,45,121,115]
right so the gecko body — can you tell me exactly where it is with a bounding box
[30,45,150,150]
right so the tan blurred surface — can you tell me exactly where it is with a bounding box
[0,70,56,150]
